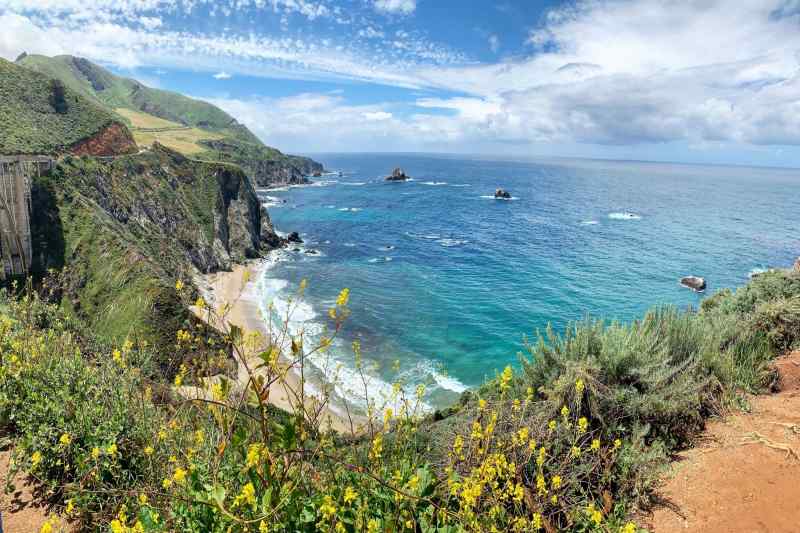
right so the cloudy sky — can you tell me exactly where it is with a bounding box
[2,0,800,166]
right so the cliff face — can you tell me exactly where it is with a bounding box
[30,144,281,347]
[198,138,323,188]
[68,122,138,157]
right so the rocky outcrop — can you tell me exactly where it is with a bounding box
[494,188,512,199]
[794,257,800,272]
[385,167,410,181]
[680,276,707,292]
[287,232,303,244]
[68,122,138,157]
[198,138,323,188]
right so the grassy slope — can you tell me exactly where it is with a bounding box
[0,58,118,154]
[116,108,224,155]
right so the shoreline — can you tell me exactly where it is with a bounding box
[189,259,359,434]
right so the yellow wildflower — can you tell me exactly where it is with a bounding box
[591,438,601,451]
[343,486,357,505]
[107,443,118,457]
[367,519,380,532]
[172,467,187,484]
[551,475,562,489]
[112,348,123,363]
[110,520,125,533]
[336,288,350,306]
[195,297,206,309]
[571,446,581,458]
[319,495,337,521]
[614,438,622,449]
[139,493,149,505]
[578,417,588,434]
[175,279,184,291]
[561,405,569,420]
[65,499,75,515]
[548,419,557,432]
[235,482,256,508]
[499,365,513,392]
[622,522,638,533]
[575,378,585,395]
[59,433,71,446]
[31,450,42,467]
[591,509,603,526]
[162,478,172,489]
[144,446,154,456]
[370,434,383,459]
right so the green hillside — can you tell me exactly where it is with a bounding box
[18,54,259,144]
[18,54,324,185]
[0,58,120,154]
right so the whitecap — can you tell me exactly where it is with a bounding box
[580,220,599,225]
[422,181,448,186]
[450,184,471,187]
[341,182,367,186]
[325,205,336,209]
[406,231,441,240]
[367,256,393,263]
[338,207,363,212]
[748,267,771,278]
[379,245,396,251]
[343,243,356,248]
[608,212,641,220]
[437,238,468,247]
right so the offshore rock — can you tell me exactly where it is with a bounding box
[287,231,303,244]
[385,167,410,181]
[494,188,512,199]
[680,276,707,292]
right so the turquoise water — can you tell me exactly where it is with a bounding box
[255,154,800,409]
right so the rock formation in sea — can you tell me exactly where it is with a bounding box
[385,167,410,181]
[494,188,512,199]
[680,276,707,292]
[287,231,303,244]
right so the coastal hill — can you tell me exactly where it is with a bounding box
[17,54,322,187]
[1,57,283,353]
[0,58,136,156]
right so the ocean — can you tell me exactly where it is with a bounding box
[253,153,799,410]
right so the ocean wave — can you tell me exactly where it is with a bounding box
[368,256,393,263]
[343,242,356,247]
[379,245,396,251]
[341,182,367,186]
[338,207,363,212]
[406,231,441,240]
[437,238,468,247]
[422,181,448,186]
[450,184,471,187]
[256,270,434,413]
[608,212,642,220]
[409,360,468,394]
[580,220,600,225]
[325,205,336,209]
[748,266,771,278]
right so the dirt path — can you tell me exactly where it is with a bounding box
[650,351,800,533]
[0,449,68,533]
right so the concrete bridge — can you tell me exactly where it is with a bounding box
[0,156,53,279]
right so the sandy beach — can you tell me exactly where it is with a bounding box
[186,261,359,434]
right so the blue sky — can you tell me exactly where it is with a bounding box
[2,0,800,167]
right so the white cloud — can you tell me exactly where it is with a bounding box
[373,0,416,15]
[213,71,232,79]
[488,34,499,54]
[3,0,800,157]
[363,111,393,120]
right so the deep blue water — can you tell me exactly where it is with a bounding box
[254,153,799,409]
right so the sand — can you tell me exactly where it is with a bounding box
[186,261,360,434]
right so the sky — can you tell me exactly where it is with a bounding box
[1,0,800,167]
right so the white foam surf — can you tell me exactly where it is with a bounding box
[608,212,642,220]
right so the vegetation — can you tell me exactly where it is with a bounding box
[0,59,118,154]
[17,55,260,145]
[29,146,272,353]
[115,108,225,155]
[15,54,323,184]
[1,264,798,532]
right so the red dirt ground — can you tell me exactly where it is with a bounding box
[649,350,800,533]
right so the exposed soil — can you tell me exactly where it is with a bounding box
[0,449,69,532]
[649,351,800,533]
[68,122,137,157]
